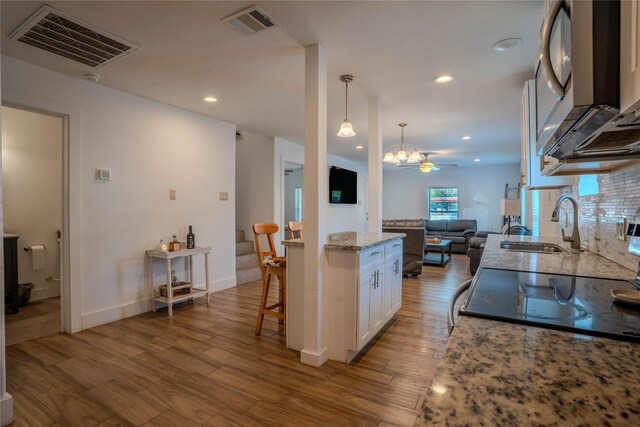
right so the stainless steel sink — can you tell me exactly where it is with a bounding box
[500,241,569,254]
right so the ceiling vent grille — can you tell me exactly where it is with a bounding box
[9,5,139,68]
[222,5,279,36]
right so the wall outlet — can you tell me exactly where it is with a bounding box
[169,189,176,200]
[616,217,627,241]
[219,192,229,201]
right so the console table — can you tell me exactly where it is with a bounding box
[146,246,211,316]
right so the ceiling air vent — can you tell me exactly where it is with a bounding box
[222,5,279,36]
[9,5,139,68]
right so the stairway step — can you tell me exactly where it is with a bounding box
[236,266,262,285]
[236,252,258,269]
[235,229,244,243]
[236,240,255,256]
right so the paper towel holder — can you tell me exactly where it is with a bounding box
[24,244,46,251]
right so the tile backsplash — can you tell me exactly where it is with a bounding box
[561,163,640,272]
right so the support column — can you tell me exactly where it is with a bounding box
[367,96,383,233]
[0,56,15,426]
[301,44,329,367]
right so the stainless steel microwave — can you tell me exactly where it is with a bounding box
[535,0,622,159]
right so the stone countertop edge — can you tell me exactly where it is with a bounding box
[282,231,406,251]
[481,233,637,281]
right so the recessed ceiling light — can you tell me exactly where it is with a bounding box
[461,136,471,140]
[203,97,218,103]
[492,38,523,52]
[474,158,481,162]
[355,145,364,149]
[434,75,453,84]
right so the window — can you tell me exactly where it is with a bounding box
[294,187,303,221]
[578,174,599,196]
[531,190,540,237]
[428,188,458,220]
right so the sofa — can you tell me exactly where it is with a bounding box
[382,219,426,276]
[425,219,477,254]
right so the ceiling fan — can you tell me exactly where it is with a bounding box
[396,152,458,173]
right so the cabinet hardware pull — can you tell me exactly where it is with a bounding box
[370,251,381,256]
[393,244,400,248]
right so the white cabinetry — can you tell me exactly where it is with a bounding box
[326,239,403,363]
[621,0,640,114]
[520,80,576,189]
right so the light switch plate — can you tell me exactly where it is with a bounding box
[219,192,229,201]
[616,217,627,241]
[169,189,176,200]
[95,168,111,181]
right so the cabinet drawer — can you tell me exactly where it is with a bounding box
[359,247,384,272]
[385,240,402,261]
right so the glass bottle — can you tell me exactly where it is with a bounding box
[170,235,180,251]
[187,225,195,249]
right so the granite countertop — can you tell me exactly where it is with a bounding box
[417,317,640,426]
[481,234,637,281]
[281,237,304,247]
[282,231,405,251]
[417,234,640,426]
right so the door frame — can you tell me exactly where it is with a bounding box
[2,89,82,333]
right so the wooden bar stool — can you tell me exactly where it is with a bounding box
[287,221,304,239]
[252,223,286,335]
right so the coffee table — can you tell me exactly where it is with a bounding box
[424,239,452,267]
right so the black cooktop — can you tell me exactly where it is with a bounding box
[460,268,640,342]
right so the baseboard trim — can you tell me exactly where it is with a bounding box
[31,286,61,302]
[81,276,237,329]
[1,393,13,427]
[300,346,329,367]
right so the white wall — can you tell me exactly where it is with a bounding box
[235,130,274,242]
[2,107,62,301]
[2,56,236,329]
[273,137,367,246]
[383,163,520,232]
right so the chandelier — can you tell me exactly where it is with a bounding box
[383,123,422,164]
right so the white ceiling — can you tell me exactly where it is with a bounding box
[1,1,542,167]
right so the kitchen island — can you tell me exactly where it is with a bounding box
[283,231,405,363]
[417,234,640,426]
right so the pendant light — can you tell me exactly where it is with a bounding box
[383,123,422,164]
[337,74,356,137]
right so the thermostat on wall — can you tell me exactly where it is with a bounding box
[95,168,112,181]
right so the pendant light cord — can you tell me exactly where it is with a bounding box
[344,80,349,121]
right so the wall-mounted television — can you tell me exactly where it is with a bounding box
[329,166,357,204]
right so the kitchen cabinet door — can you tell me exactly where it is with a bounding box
[621,0,640,114]
[520,81,576,187]
[369,267,384,335]
[383,260,395,321]
[358,268,383,349]
[392,258,402,312]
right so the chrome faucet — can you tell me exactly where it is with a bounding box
[551,194,581,251]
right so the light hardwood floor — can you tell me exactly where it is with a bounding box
[6,255,472,427]
[5,297,61,346]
